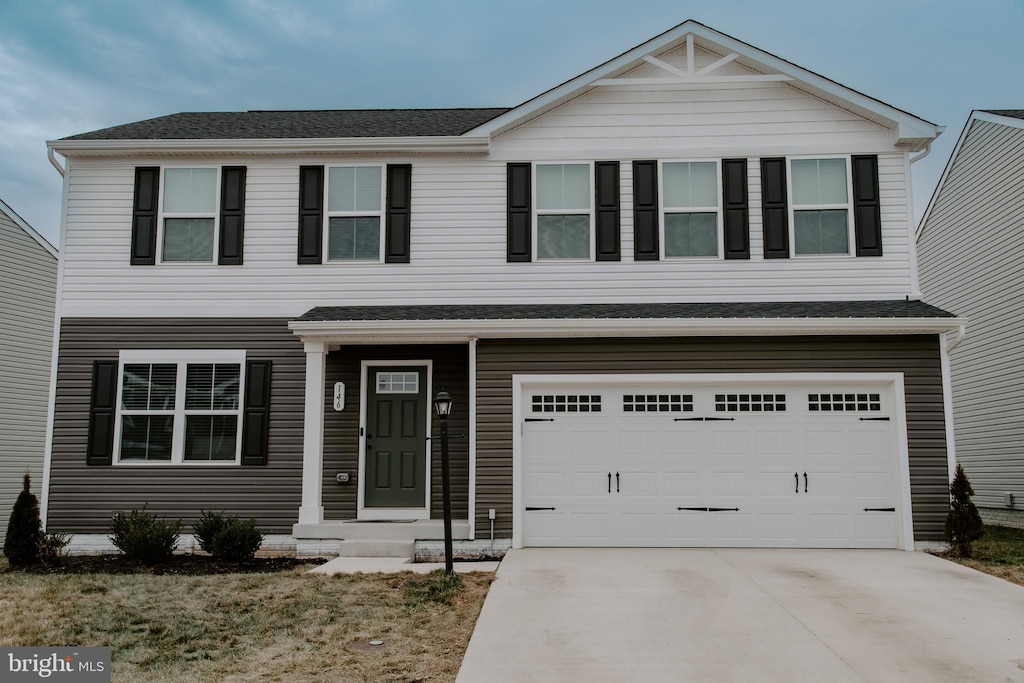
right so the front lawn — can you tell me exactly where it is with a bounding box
[949,524,1024,587]
[0,559,493,682]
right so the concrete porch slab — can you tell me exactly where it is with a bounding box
[307,556,500,575]
[293,518,471,541]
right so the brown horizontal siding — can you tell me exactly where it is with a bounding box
[323,345,469,521]
[49,319,305,534]
[476,335,949,542]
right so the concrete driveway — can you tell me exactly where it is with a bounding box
[457,549,1024,682]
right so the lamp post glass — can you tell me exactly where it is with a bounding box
[434,389,454,574]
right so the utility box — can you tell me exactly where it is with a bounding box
[1005,492,1015,508]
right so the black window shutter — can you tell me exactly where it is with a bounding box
[219,166,246,265]
[633,160,659,261]
[507,163,532,262]
[385,164,412,263]
[131,167,160,265]
[852,155,883,257]
[595,161,621,261]
[760,158,789,259]
[87,360,118,465]
[241,360,272,466]
[297,166,324,264]
[722,159,750,260]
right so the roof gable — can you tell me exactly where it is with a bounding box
[0,198,57,258]
[466,20,940,150]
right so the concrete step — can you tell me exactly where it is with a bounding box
[294,519,471,541]
[338,539,415,560]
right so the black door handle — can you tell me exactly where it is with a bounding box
[608,472,612,493]
[795,472,799,493]
[804,472,808,493]
[616,472,620,493]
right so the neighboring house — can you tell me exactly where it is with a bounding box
[917,110,1024,529]
[0,198,57,544]
[43,20,962,557]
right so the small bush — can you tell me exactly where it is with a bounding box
[39,532,72,563]
[193,511,263,563]
[4,472,43,566]
[945,464,984,558]
[110,506,182,565]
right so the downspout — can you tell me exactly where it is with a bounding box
[48,147,66,177]
[940,323,966,486]
[909,142,932,165]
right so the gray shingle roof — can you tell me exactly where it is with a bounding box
[980,110,1024,120]
[298,300,955,322]
[62,108,511,141]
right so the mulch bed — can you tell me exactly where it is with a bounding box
[10,554,315,575]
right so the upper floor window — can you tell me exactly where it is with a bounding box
[161,167,218,262]
[790,158,851,255]
[327,166,384,262]
[115,351,244,465]
[662,161,720,258]
[535,163,592,259]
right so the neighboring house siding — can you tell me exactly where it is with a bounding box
[323,344,470,521]
[0,209,56,542]
[918,117,1024,515]
[475,336,949,541]
[47,319,304,533]
[58,109,914,318]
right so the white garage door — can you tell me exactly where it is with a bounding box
[521,378,902,548]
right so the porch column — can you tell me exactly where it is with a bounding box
[298,340,327,525]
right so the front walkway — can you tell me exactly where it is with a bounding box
[457,548,1024,682]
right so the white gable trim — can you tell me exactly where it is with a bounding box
[465,20,940,148]
[917,110,1024,241]
[0,198,57,258]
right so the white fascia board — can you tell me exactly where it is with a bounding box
[914,110,1023,241]
[466,20,939,144]
[46,136,490,158]
[289,316,966,343]
[0,198,58,257]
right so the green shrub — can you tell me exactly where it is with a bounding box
[193,511,264,563]
[39,531,72,563]
[3,472,43,566]
[109,506,182,565]
[945,464,984,558]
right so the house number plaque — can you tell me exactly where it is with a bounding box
[333,382,345,411]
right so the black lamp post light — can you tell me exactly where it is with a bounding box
[433,388,454,575]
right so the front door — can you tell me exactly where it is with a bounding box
[364,365,428,510]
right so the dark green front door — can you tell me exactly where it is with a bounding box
[364,366,428,508]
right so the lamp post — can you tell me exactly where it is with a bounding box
[433,388,454,575]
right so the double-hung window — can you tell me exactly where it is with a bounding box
[115,351,244,465]
[327,166,384,262]
[161,167,218,262]
[790,157,852,255]
[535,163,592,259]
[661,161,720,257]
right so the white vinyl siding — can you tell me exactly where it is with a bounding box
[0,207,57,543]
[917,117,1024,510]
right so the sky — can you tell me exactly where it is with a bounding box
[1,0,1022,246]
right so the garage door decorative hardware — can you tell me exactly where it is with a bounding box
[525,507,557,511]
[863,507,895,512]
[606,472,622,493]
[676,507,740,512]
[673,416,736,422]
[859,417,891,421]
[525,418,555,422]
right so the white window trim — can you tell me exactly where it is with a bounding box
[324,164,386,264]
[113,350,246,466]
[787,155,855,258]
[532,161,595,262]
[658,158,724,260]
[158,166,221,265]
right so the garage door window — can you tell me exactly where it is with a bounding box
[808,393,881,412]
[714,393,786,412]
[623,394,693,413]
[532,395,602,413]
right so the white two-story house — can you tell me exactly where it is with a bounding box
[42,20,961,556]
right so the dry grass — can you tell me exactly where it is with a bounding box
[949,524,1024,587]
[0,561,493,682]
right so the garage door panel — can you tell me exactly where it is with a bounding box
[522,379,900,549]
